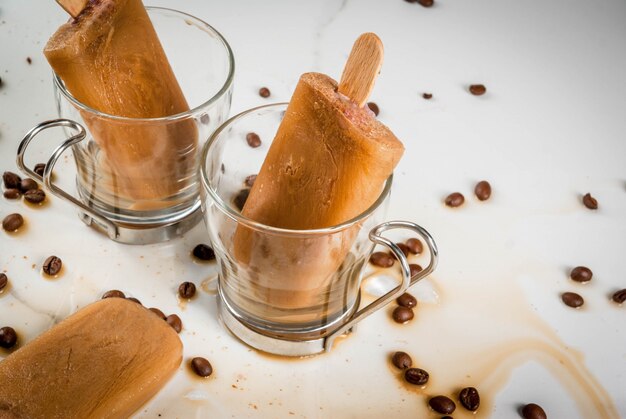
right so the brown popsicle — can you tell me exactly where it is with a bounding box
[44,0,197,207]
[0,298,182,418]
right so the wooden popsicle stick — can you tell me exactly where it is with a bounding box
[55,0,89,18]
[338,33,384,108]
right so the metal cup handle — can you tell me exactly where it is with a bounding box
[324,220,439,351]
[16,119,119,240]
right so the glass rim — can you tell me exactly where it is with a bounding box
[200,102,393,237]
[53,6,235,123]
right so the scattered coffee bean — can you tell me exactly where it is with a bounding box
[611,289,626,304]
[246,132,261,148]
[397,292,417,308]
[392,306,414,323]
[474,180,492,201]
[149,307,167,320]
[244,174,257,187]
[390,243,410,259]
[3,189,20,199]
[42,256,62,276]
[192,244,215,261]
[367,102,379,116]
[569,266,592,283]
[370,251,395,268]
[26,57,32,64]
[521,403,547,419]
[2,213,24,231]
[102,289,126,299]
[409,263,423,277]
[406,238,423,255]
[0,326,17,349]
[429,396,456,414]
[404,367,429,385]
[0,273,7,291]
[258,87,271,98]
[178,281,196,299]
[19,178,38,193]
[392,351,413,369]
[445,192,465,207]
[459,387,480,411]
[191,357,213,377]
[3,171,21,189]
[24,189,45,204]
[405,0,434,6]
[166,314,182,333]
[34,163,46,177]
[561,292,584,308]
[126,297,142,305]
[582,193,598,210]
[234,188,250,211]
[0,76,3,88]
[422,93,433,99]
[469,84,486,96]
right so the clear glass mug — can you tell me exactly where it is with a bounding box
[17,7,234,244]
[200,103,439,356]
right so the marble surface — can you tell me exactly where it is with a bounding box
[1,0,626,418]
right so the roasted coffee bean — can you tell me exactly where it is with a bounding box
[24,189,45,204]
[42,256,62,276]
[392,306,414,323]
[191,357,213,377]
[102,289,125,299]
[234,189,250,211]
[521,403,547,419]
[429,396,456,414]
[149,307,167,320]
[390,243,410,260]
[397,292,417,308]
[367,102,379,116]
[409,263,423,278]
[392,351,413,369]
[0,273,7,291]
[19,178,38,193]
[611,289,626,304]
[459,387,480,411]
[258,87,271,98]
[404,367,429,385]
[193,244,215,261]
[406,238,423,255]
[582,193,598,210]
[34,163,46,177]
[445,192,465,207]
[244,174,257,187]
[3,171,21,189]
[370,251,395,268]
[178,281,196,299]
[405,0,434,6]
[3,189,20,199]
[570,266,592,283]
[474,180,492,201]
[561,292,584,308]
[126,297,142,305]
[2,213,24,231]
[469,84,486,96]
[26,57,32,64]
[0,326,17,349]
[166,314,182,333]
[246,132,262,148]
[422,93,433,99]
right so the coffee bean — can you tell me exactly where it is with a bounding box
[102,289,125,299]
[521,403,547,419]
[3,189,20,199]
[0,326,17,349]
[126,297,142,305]
[404,367,429,385]
[406,238,423,255]
[582,193,598,210]
[422,93,433,99]
[392,306,414,323]
[19,178,38,193]
[611,289,626,304]
[3,171,21,189]
[234,188,250,211]
[367,102,379,116]
[258,87,271,98]
[0,273,7,291]
[178,281,196,299]
[474,180,492,201]
[459,387,480,411]
[149,307,167,320]
[445,192,465,207]
[409,264,423,278]
[34,163,46,177]
[24,189,45,204]
[166,314,182,333]
[561,292,584,308]
[469,84,486,96]
[246,132,262,148]
[570,266,592,283]
[2,213,24,231]
[429,396,456,414]
[390,243,410,259]
[26,57,32,64]
[392,351,413,369]
[244,174,257,187]
[405,0,434,6]
[396,292,417,308]
[370,251,395,268]
[191,357,213,377]
[192,244,215,261]
[42,256,62,276]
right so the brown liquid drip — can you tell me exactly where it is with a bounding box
[40,265,65,280]
[23,197,49,209]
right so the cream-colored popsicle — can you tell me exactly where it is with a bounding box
[44,0,196,206]
[0,298,182,418]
